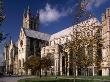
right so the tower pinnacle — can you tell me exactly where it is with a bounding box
[22,7,39,31]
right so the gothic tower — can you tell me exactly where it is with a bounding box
[102,8,110,76]
[23,6,39,31]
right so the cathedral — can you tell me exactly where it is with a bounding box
[3,7,50,75]
[3,7,110,76]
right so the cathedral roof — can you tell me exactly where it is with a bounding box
[50,17,101,40]
[23,28,51,41]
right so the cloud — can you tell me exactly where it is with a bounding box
[86,0,108,10]
[95,0,107,7]
[39,3,67,24]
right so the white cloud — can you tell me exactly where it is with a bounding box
[39,3,67,24]
[86,0,108,10]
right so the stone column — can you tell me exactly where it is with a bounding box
[65,57,67,75]
[60,53,62,75]
[92,66,95,76]
[56,58,58,75]
[54,57,56,75]
[54,50,59,76]
[54,57,59,76]
[76,66,78,76]
[67,54,70,76]
[54,45,60,76]
[5,65,7,74]
[93,44,96,76]
[41,69,43,76]
[85,45,88,76]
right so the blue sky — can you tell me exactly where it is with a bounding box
[0,0,110,62]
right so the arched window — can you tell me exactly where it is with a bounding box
[19,60,21,67]
[22,58,24,67]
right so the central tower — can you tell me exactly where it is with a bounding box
[23,6,39,31]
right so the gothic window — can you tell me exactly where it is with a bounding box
[22,48,23,52]
[22,58,24,67]
[19,49,20,52]
[10,49,13,58]
[19,60,21,67]
[30,38,34,55]
[20,40,23,47]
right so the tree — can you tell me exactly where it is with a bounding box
[63,0,103,81]
[63,23,102,82]
[41,53,54,76]
[0,0,6,43]
[24,55,40,75]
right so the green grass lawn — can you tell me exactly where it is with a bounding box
[18,76,101,82]
[18,79,99,82]
[76,76,110,80]
[58,75,110,80]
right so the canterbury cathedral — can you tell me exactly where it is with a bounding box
[3,7,110,76]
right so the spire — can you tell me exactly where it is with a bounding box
[36,10,39,18]
[36,10,39,15]
[9,36,12,45]
[23,6,31,19]
[27,5,31,14]
[28,5,29,10]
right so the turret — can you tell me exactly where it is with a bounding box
[22,6,39,31]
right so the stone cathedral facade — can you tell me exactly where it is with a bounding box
[41,17,101,76]
[3,7,110,76]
